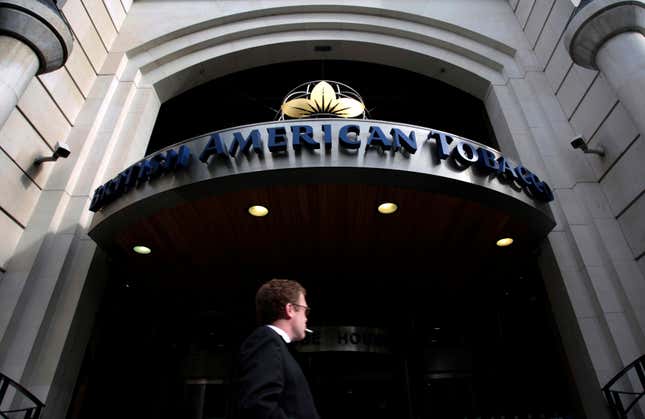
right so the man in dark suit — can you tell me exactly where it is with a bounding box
[236,279,320,419]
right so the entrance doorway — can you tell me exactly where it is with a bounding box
[301,352,404,419]
[74,59,578,419]
[67,259,579,419]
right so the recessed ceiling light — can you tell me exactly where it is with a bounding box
[248,205,269,217]
[133,245,151,255]
[378,202,398,214]
[496,238,514,247]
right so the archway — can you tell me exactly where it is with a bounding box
[61,4,587,418]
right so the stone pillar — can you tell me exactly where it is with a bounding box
[565,0,645,137]
[0,0,73,130]
[0,37,39,131]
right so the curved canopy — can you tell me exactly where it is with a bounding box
[89,118,554,278]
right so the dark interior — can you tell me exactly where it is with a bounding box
[147,60,498,155]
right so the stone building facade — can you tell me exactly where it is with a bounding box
[0,0,644,417]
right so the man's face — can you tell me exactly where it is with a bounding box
[290,292,309,341]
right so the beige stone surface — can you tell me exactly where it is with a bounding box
[83,0,118,49]
[618,193,645,259]
[0,151,40,227]
[524,0,554,48]
[115,0,525,54]
[578,315,623,385]
[571,224,610,268]
[0,110,54,188]
[604,311,644,365]
[556,187,593,226]
[21,235,97,403]
[574,182,614,220]
[601,137,645,216]
[0,210,22,269]
[484,85,521,160]
[68,80,136,196]
[0,36,40,131]
[17,79,71,149]
[613,259,645,319]
[570,74,618,142]
[548,230,585,270]
[592,284,630,335]
[556,64,597,119]
[0,233,74,383]
[65,45,97,98]
[107,87,160,172]
[120,0,132,12]
[587,103,639,179]
[515,0,536,29]
[545,39,573,91]
[62,0,108,71]
[595,218,639,263]
[534,18,560,69]
[533,0,575,69]
[99,52,126,76]
[104,0,127,30]
[38,69,85,124]
[559,265,599,318]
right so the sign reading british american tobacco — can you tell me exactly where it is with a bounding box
[88,80,553,213]
[88,120,553,212]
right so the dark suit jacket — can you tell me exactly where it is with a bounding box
[236,326,319,419]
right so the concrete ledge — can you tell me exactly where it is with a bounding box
[0,0,73,73]
[564,0,645,69]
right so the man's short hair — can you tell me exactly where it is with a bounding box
[256,279,306,325]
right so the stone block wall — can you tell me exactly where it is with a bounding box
[0,0,131,272]
[508,0,645,414]
[509,0,644,280]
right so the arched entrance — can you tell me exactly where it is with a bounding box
[69,51,579,417]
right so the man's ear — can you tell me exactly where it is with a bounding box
[284,302,294,319]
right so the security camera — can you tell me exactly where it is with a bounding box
[570,135,605,157]
[570,136,586,150]
[53,142,71,159]
[34,142,72,165]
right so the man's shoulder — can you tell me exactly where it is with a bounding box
[249,325,276,339]
[241,326,281,349]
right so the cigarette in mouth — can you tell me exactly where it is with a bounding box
[305,328,313,334]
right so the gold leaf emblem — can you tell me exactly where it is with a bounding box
[281,81,365,119]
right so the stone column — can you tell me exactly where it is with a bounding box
[0,37,39,131]
[565,0,645,137]
[0,0,73,130]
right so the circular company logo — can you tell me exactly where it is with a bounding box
[280,80,366,119]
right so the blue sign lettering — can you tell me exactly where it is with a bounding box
[291,125,319,150]
[90,145,193,212]
[229,130,262,156]
[90,122,554,213]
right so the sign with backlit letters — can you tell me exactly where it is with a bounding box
[89,120,553,212]
[296,326,391,354]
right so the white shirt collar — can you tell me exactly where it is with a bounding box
[267,325,291,343]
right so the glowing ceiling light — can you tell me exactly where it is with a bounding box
[248,205,269,217]
[496,238,514,247]
[377,202,398,214]
[133,245,151,255]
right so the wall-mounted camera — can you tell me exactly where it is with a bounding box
[34,142,72,165]
[570,135,604,156]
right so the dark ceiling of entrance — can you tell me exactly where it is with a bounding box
[114,182,541,288]
[147,60,497,154]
